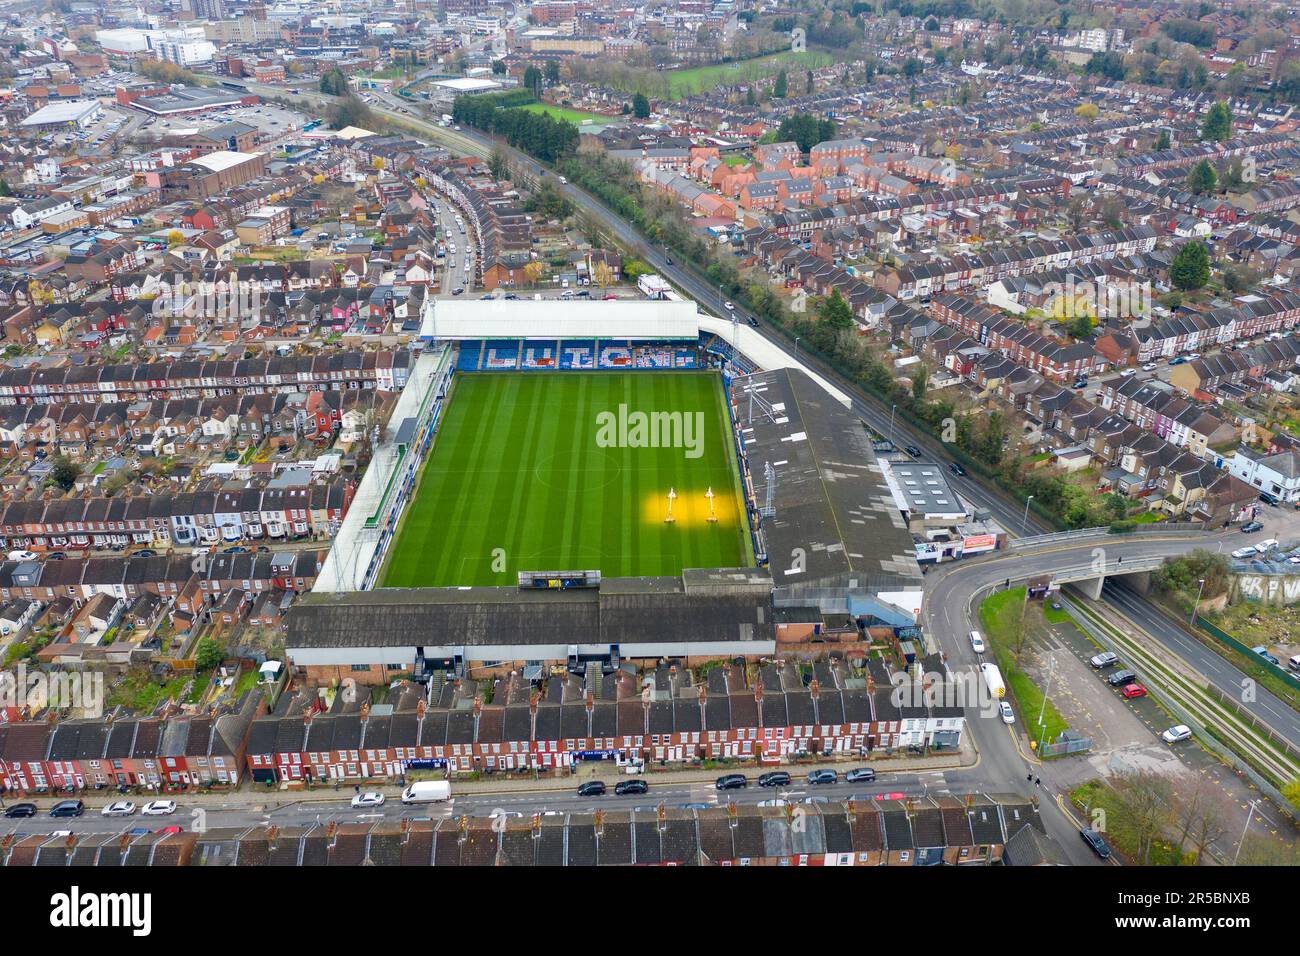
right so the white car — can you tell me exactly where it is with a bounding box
[351,791,386,809]
[1254,539,1279,553]
[723,301,735,311]
[999,701,1015,724]
[141,800,176,816]
[101,801,136,817]
[1119,368,1136,377]
[1141,363,1157,372]
[969,630,986,654]
[1231,546,1258,559]
[1161,725,1192,744]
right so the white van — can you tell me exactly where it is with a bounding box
[7,550,37,562]
[1289,655,1300,675]
[401,781,451,804]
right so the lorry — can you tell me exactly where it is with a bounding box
[980,662,1005,700]
[400,781,451,804]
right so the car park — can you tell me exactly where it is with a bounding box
[1089,651,1119,669]
[1080,827,1111,859]
[714,774,747,790]
[845,767,876,783]
[758,771,790,787]
[1121,683,1147,699]
[1161,725,1192,744]
[807,769,838,785]
[615,779,648,796]
[350,792,385,808]
[577,781,607,797]
[101,801,136,817]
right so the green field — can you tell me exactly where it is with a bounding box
[382,371,752,588]
[664,51,833,99]
[516,103,610,125]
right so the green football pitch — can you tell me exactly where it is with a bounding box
[381,371,754,588]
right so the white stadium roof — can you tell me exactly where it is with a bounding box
[425,299,701,340]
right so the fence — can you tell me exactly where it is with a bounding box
[1040,733,1093,758]
[1195,615,1300,696]
[1007,523,1211,550]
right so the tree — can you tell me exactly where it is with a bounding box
[1170,240,1211,291]
[492,60,506,75]
[911,364,928,401]
[523,65,542,96]
[776,113,836,153]
[773,69,787,99]
[805,69,814,95]
[194,636,225,672]
[523,261,548,286]
[488,146,510,182]
[0,179,10,197]
[1074,102,1100,121]
[1200,100,1233,142]
[319,67,349,96]
[1112,771,1177,865]
[1066,313,1095,340]
[817,289,853,330]
[632,92,650,119]
[327,94,374,131]
[48,455,81,492]
[1185,159,1217,195]
[543,61,560,85]
[592,261,614,288]
[1154,129,1171,151]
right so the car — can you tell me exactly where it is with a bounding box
[614,779,648,796]
[1254,539,1279,554]
[557,176,567,185]
[1241,521,1264,534]
[758,771,791,787]
[3,803,37,818]
[101,801,136,817]
[1251,645,1281,665]
[1080,827,1112,859]
[1089,651,1119,669]
[45,551,65,560]
[845,767,877,783]
[49,800,85,818]
[1119,368,1136,377]
[577,781,607,797]
[350,791,385,808]
[1142,363,1157,371]
[1169,356,1186,365]
[1232,546,1259,559]
[1259,493,1280,507]
[747,316,759,327]
[949,461,967,477]
[452,287,464,295]
[133,549,155,558]
[1121,683,1147,699]
[1107,669,1138,687]
[1161,725,1193,744]
[807,769,838,785]
[969,629,986,654]
[141,800,176,816]
[723,301,735,311]
[999,701,1016,723]
[1072,378,1088,389]
[904,445,923,458]
[157,825,183,835]
[221,546,247,554]
[756,798,788,808]
[715,773,748,790]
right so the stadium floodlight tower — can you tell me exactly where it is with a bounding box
[665,487,677,524]
[705,486,717,523]
[760,462,777,519]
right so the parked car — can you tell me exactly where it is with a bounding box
[1241,521,1264,534]
[845,767,876,783]
[1251,645,1281,666]
[714,774,748,791]
[999,701,1016,724]
[157,825,183,835]
[577,781,607,797]
[350,791,385,808]
[101,801,136,817]
[1141,362,1157,372]
[49,800,85,818]
[758,771,790,787]
[614,779,648,796]
[1107,669,1139,687]
[133,549,155,558]
[3,803,37,818]
[949,461,966,477]
[1121,683,1147,699]
[1089,651,1119,669]
[904,444,923,458]
[1232,546,1259,559]
[141,800,176,816]
[221,546,247,554]
[1254,539,1279,554]
[1080,827,1112,859]
[1259,493,1280,507]
[1161,725,1192,744]
[807,769,838,785]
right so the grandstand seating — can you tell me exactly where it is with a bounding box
[454,339,700,372]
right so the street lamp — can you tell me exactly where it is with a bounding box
[1233,799,1259,866]
[889,404,897,442]
[793,337,801,361]
[1190,578,1206,626]
[1022,495,1034,535]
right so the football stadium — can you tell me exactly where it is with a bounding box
[295,298,924,684]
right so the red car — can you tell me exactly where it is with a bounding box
[157,825,184,835]
[1121,683,1147,699]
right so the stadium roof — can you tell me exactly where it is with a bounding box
[426,299,701,341]
[730,367,922,607]
[433,77,502,92]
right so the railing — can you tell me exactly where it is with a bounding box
[1006,522,1211,550]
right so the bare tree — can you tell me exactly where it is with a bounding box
[1173,777,1227,864]
[1112,771,1176,865]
